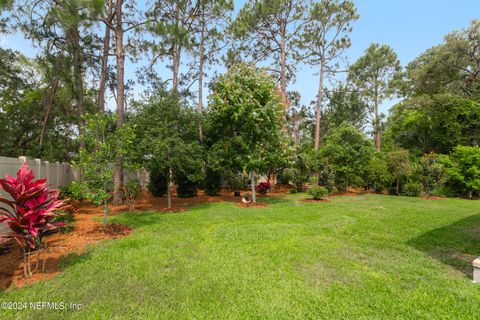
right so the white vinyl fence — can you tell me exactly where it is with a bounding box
[0,156,149,236]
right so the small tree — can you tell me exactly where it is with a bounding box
[133,90,203,209]
[418,152,447,197]
[387,149,412,195]
[319,123,374,192]
[445,146,480,198]
[364,152,391,193]
[205,63,286,202]
[76,113,137,224]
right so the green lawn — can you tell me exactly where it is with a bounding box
[1,194,480,319]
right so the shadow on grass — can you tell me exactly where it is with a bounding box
[407,213,480,277]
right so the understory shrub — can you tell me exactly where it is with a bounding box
[148,167,168,197]
[59,181,85,201]
[444,145,480,198]
[256,181,270,195]
[122,179,141,210]
[175,173,198,198]
[52,210,75,234]
[402,181,422,197]
[225,172,247,190]
[418,152,447,197]
[203,167,221,196]
[308,186,328,200]
[0,164,64,277]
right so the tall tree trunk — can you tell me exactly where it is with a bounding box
[70,27,85,148]
[172,43,180,92]
[396,177,400,195]
[98,0,113,113]
[167,168,172,209]
[172,1,181,93]
[197,20,205,142]
[250,171,256,203]
[39,75,60,150]
[374,91,381,152]
[314,56,326,150]
[113,0,125,205]
[280,35,287,107]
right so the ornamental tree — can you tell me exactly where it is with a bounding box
[387,149,412,195]
[319,122,374,192]
[0,164,64,277]
[132,89,203,209]
[76,113,137,224]
[205,63,287,202]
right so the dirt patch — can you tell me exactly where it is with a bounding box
[235,202,269,208]
[421,196,446,200]
[80,223,132,239]
[328,192,362,198]
[303,199,331,203]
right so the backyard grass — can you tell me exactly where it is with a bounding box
[1,194,480,319]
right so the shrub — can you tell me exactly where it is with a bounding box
[203,167,221,196]
[225,172,247,190]
[388,149,412,195]
[175,173,198,198]
[418,152,447,197]
[122,179,141,210]
[444,146,480,198]
[308,186,328,200]
[402,181,422,197]
[320,123,375,192]
[59,181,85,201]
[148,167,168,197]
[0,164,65,277]
[256,181,270,195]
[52,210,75,234]
[289,188,298,194]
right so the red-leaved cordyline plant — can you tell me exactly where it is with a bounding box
[0,164,64,251]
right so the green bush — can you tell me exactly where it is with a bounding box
[203,168,221,196]
[175,173,198,198]
[418,152,447,197]
[289,188,298,194]
[402,181,422,197]
[59,181,85,201]
[308,186,329,200]
[225,172,247,190]
[148,167,168,197]
[123,179,141,210]
[444,146,480,198]
[52,210,75,234]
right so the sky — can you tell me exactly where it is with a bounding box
[1,0,480,114]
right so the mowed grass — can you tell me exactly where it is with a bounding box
[1,194,480,319]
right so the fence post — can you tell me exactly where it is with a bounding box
[44,161,49,185]
[18,156,27,166]
[56,162,60,187]
[35,158,41,178]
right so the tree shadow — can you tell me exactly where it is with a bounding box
[407,213,480,278]
[0,240,21,290]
